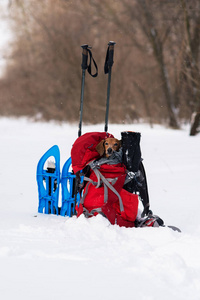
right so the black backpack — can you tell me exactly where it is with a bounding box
[121,131,151,217]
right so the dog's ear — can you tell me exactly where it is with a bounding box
[96,140,105,156]
[118,140,122,150]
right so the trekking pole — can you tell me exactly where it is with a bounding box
[74,45,98,216]
[104,41,116,132]
[78,44,98,137]
[78,44,89,138]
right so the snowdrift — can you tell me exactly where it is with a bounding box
[0,117,200,300]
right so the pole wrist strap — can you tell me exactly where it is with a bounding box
[87,49,98,77]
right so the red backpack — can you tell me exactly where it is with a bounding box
[71,132,114,173]
[71,132,139,227]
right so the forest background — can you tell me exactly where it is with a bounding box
[0,0,200,134]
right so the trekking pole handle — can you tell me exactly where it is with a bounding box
[107,41,116,68]
[81,44,91,70]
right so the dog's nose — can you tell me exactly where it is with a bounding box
[107,148,113,154]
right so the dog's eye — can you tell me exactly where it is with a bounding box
[105,142,108,145]
[114,143,118,146]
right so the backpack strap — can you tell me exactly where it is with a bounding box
[80,160,125,214]
[124,170,141,186]
[94,168,124,212]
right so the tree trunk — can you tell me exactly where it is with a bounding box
[190,112,200,136]
[149,28,179,128]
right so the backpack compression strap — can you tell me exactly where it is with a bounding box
[80,159,125,215]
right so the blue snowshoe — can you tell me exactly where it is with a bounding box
[36,145,60,215]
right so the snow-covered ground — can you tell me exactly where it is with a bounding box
[0,117,200,300]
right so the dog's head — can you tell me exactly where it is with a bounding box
[96,138,121,158]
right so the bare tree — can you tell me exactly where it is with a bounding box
[179,0,200,135]
[1,0,200,131]
[90,0,182,128]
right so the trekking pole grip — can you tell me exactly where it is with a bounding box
[107,41,116,68]
[81,44,90,70]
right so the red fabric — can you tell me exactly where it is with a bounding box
[78,163,139,228]
[72,132,139,228]
[83,163,126,210]
[71,132,114,173]
[113,189,139,222]
[116,214,136,228]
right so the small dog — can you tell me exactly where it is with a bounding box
[96,138,121,158]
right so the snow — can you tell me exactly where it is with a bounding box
[0,117,200,300]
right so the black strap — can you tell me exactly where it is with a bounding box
[87,49,98,78]
[139,161,151,217]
